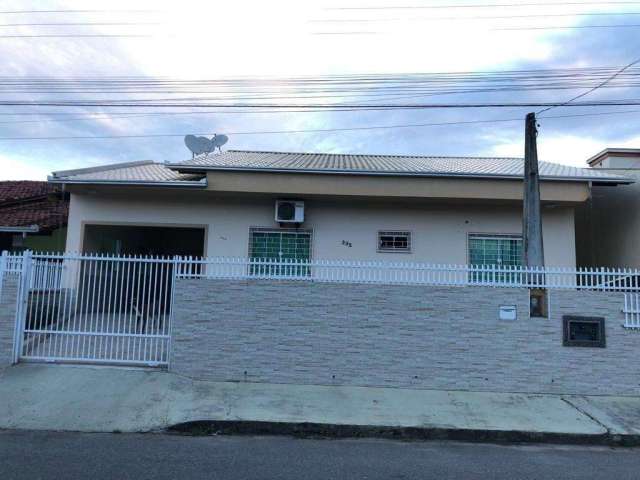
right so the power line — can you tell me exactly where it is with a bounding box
[313,23,640,34]
[326,1,640,10]
[2,100,640,109]
[311,12,640,22]
[494,23,640,30]
[0,34,155,38]
[1,108,639,140]
[0,22,161,27]
[0,9,158,14]
[538,57,640,114]
[1,66,636,83]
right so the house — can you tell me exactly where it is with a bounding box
[1,149,637,396]
[0,181,68,253]
[48,150,630,268]
[576,148,640,268]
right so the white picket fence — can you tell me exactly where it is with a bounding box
[4,252,639,292]
[3,251,640,367]
[623,293,640,329]
[175,256,640,292]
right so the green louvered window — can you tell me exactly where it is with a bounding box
[248,228,312,276]
[468,234,523,282]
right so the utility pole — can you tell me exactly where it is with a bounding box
[523,112,545,268]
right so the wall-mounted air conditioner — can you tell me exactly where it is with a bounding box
[275,200,305,223]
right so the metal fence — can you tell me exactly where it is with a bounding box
[624,293,640,329]
[4,251,640,367]
[11,252,175,367]
[176,256,640,292]
[31,258,65,290]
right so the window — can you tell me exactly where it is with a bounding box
[248,228,312,276]
[468,234,523,267]
[378,231,411,253]
[468,234,522,282]
[563,316,606,348]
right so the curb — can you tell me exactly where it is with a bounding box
[167,421,640,447]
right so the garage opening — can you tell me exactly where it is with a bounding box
[83,224,205,257]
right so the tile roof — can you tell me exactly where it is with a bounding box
[0,181,68,231]
[168,150,631,183]
[0,181,59,204]
[0,198,68,231]
[50,161,205,185]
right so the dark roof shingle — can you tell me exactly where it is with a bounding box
[0,181,59,204]
[0,181,68,231]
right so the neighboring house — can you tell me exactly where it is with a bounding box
[0,181,68,252]
[576,148,640,268]
[48,150,631,268]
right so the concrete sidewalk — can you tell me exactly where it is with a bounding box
[1,364,639,444]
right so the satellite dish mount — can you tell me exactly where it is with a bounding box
[184,133,229,158]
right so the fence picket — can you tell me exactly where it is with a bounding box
[7,251,640,366]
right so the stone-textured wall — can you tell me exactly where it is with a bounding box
[171,279,639,395]
[0,275,19,366]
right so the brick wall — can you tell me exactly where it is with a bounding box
[170,279,640,395]
[0,275,19,366]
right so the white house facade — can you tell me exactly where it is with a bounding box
[51,150,631,268]
[1,149,638,396]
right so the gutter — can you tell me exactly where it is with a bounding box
[165,165,633,186]
[0,225,39,233]
[47,178,208,188]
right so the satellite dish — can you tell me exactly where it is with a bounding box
[213,134,228,149]
[184,135,213,157]
[184,133,229,157]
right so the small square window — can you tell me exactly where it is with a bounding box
[378,231,411,253]
[563,316,606,348]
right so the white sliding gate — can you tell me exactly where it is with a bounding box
[13,252,176,367]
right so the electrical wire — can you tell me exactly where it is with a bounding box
[0,22,161,27]
[310,12,640,23]
[0,9,158,14]
[538,57,640,114]
[1,108,639,140]
[2,100,640,109]
[326,1,640,10]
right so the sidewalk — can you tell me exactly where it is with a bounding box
[1,364,639,445]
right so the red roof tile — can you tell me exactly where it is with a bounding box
[0,181,68,231]
[0,181,59,204]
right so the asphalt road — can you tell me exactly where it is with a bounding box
[2,431,640,480]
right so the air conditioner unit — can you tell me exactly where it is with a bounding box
[275,200,304,223]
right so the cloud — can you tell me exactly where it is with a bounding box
[489,132,640,167]
[0,153,53,181]
[0,1,639,179]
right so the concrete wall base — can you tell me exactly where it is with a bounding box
[171,279,639,396]
[0,276,19,367]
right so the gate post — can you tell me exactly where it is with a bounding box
[0,250,7,300]
[167,255,181,371]
[12,250,33,364]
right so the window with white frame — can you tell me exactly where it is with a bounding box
[377,231,411,253]
[468,234,522,282]
[248,227,312,276]
[468,234,523,267]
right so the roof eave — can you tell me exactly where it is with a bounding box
[0,225,40,233]
[47,178,208,188]
[166,165,632,185]
[587,148,640,166]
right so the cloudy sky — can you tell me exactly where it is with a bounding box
[1,0,640,180]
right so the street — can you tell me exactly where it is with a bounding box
[1,431,640,480]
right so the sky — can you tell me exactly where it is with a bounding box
[1,0,640,180]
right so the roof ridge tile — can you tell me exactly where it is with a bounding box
[51,160,156,179]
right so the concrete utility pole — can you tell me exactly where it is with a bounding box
[523,112,545,268]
